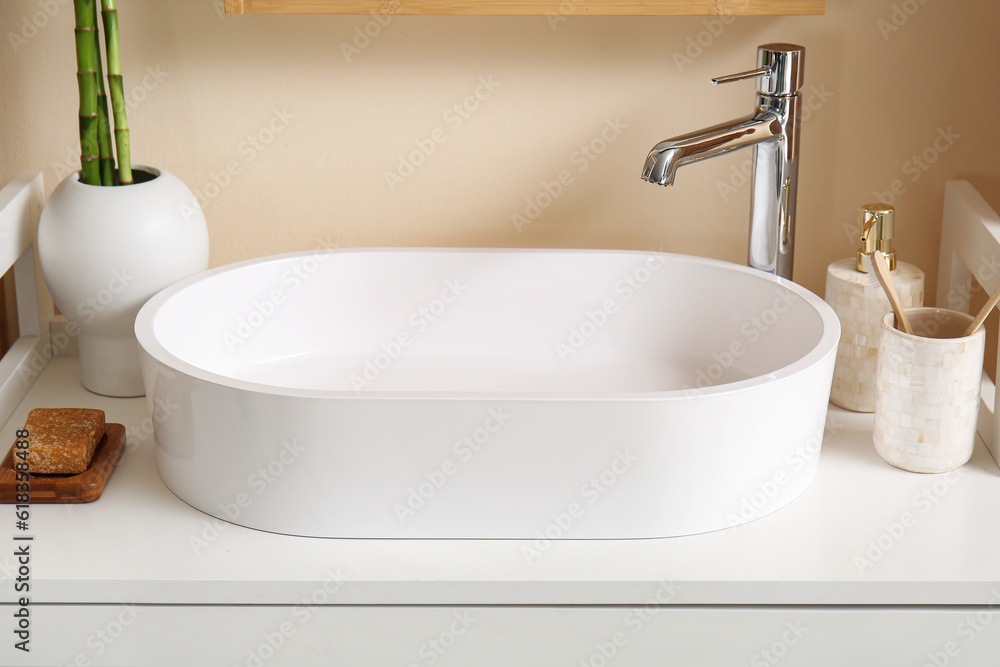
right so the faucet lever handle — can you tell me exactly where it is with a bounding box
[711,66,772,86]
[710,44,805,96]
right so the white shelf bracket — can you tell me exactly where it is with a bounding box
[0,172,48,428]
[937,180,1000,466]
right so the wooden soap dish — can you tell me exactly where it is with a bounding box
[0,423,126,503]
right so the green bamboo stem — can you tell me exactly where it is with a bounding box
[92,1,114,186]
[73,0,99,185]
[100,0,131,185]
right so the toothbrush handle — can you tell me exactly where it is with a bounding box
[964,282,1000,336]
[872,251,912,334]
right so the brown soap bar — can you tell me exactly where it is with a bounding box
[24,408,106,474]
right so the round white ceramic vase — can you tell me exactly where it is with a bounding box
[38,166,209,397]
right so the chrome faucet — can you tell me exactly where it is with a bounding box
[642,43,805,280]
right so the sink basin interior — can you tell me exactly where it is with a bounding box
[148,249,825,395]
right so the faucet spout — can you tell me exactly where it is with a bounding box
[641,113,781,186]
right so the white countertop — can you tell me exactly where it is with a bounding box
[4,358,1000,607]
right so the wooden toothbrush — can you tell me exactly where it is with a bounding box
[870,251,913,335]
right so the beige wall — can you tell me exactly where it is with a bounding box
[2,0,999,299]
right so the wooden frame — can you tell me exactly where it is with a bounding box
[0,173,48,429]
[937,180,1000,466]
[224,0,824,16]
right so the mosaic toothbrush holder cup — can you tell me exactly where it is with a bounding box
[874,308,985,473]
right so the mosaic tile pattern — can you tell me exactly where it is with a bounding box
[825,259,924,412]
[873,312,984,474]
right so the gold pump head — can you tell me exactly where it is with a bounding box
[856,203,897,272]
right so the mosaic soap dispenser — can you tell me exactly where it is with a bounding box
[825,204,925,412]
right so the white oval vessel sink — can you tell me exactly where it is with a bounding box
[136,249,839,539]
